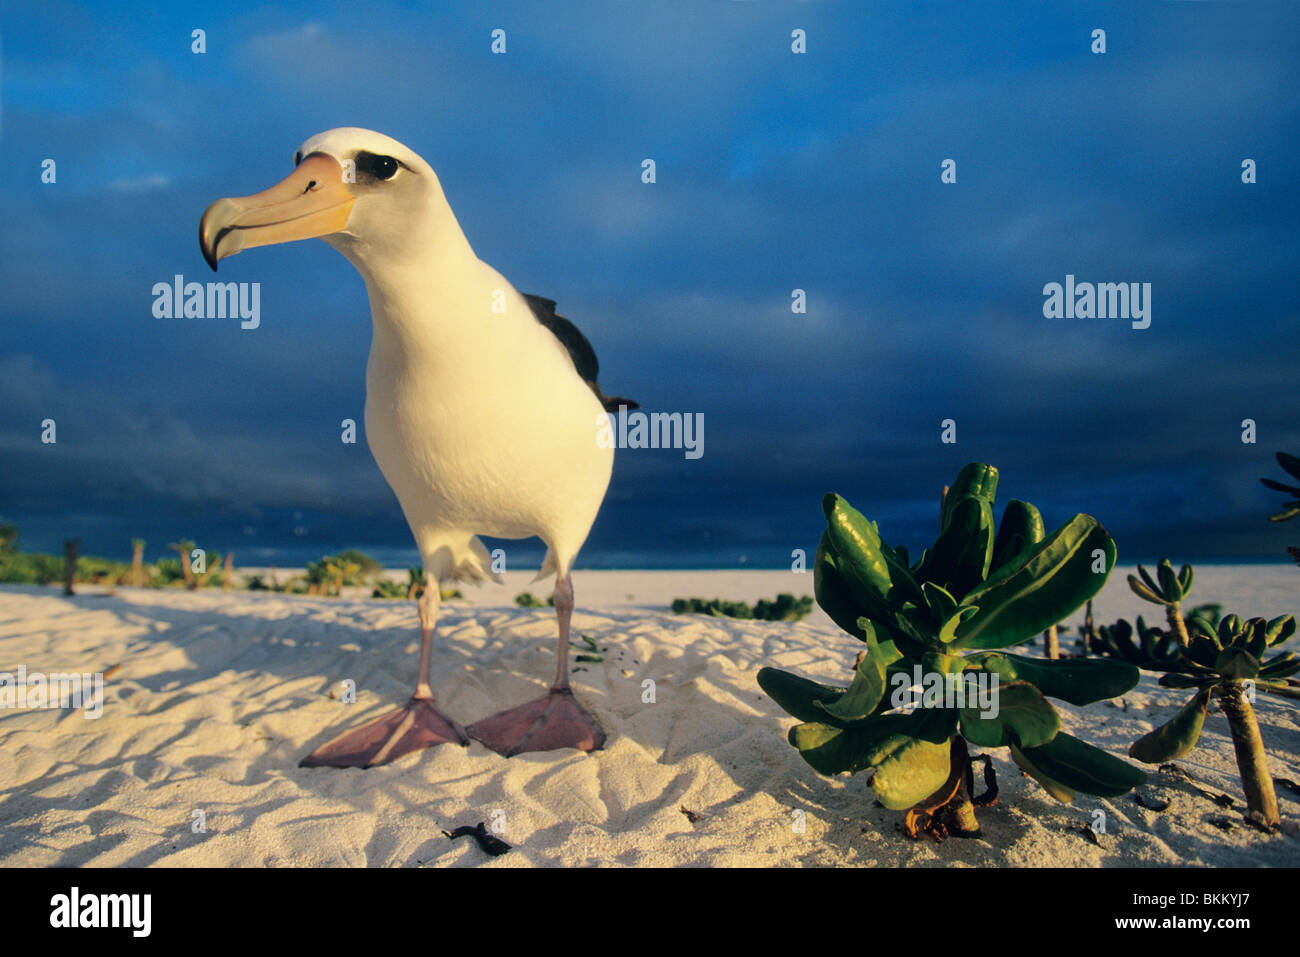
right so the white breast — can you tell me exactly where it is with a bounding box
[361,257,613,582]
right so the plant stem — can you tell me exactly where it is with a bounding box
[1043,624,1059,660]
[944,775,981,836]
[1166,603,1190,648]
[1081,600,1093,658]
[1216,684,1281,828]
[942,737,981,836]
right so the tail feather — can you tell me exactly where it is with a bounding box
[531,548,561,584]
[442,535,503,585]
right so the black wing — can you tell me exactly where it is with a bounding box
[523,293,639,412]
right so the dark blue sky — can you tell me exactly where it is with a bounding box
[1,1,1298,569]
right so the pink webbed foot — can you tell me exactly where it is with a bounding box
[467,687,606,757]
[300,696,469,768]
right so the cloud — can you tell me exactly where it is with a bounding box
[108,173,171,192]
[0,1,1297,562]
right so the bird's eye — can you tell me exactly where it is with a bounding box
[372,155,398,180]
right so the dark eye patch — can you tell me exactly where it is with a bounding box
[356,151,404,181]
[293,151,302,167]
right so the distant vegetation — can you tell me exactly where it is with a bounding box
[373,566,461,601]
[0,527,471,602]
[672,593,814,622]
[0,524,154,587]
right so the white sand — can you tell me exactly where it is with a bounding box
[0,566,1297,867]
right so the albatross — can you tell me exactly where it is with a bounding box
[198,128,635,766]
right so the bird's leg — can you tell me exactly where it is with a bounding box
[467,572,607,757]
[300,576,468,769]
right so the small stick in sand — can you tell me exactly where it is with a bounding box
[63,538,79,596]
[441,822,511,856]
[131,538,145,588]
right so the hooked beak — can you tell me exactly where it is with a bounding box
[199,153,354,270]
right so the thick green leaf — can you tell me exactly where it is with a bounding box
[1127,574,1165,606]
[1218,615,1243,644]
[920,495,994,599]
[813,532,875,641]
[1260,652,1300,679]
[968,652,1140,705]
[822,494,923,607]
[1256,680,1300,700]
[757,667,846,724]
[816,627,891,721]
[787,720,895,775]
[953,515,1115,650]
[1265,615,1297,647]
[921,581,958,623]
[942,463,999,529]
[822,494,894,602]
[1016,732,1146,797]
[896,704,960,743]
[1158,672,1213,690]
[788,712,955,777]
[938,606,980,644]
[1010,742,1075,803]
[991,500,1046,571]
[871,736,953,810]
[1245,619,1268,661]
[1187,633,1222,668]
[1156,560,1182,602]
[1128,689,1209,763]
[959,680,1060,748]
[1278,451,1300,483]
[1261,478,1300,495]
[960,708,1007,748]
[1137,564,1161,597]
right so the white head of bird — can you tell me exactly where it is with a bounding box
[199,127,467,285]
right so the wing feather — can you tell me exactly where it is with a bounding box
[523,293,638,412]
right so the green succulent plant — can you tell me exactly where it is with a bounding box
[1090,617,1181,668]
[1127,605,1298,830]
[1261,452,1300,565]
[1126,559,1194,647]
[1088,601,1225,669]
[758,463,1144,840]
[1261,451,1300,523]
